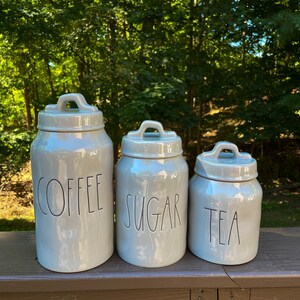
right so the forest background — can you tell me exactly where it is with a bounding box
[0,0,299,230]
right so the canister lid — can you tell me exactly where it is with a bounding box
[121,120,183,158]
[194,141,258,181]
[38,93,104,132]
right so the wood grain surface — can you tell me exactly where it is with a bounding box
[0,228,300,299]
[0,289,190,300]
[223,227,300,288]
[0,231,234,292]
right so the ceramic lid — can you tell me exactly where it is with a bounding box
[194,141,258,181]
[38,93,104,132]
[121,120,183,158]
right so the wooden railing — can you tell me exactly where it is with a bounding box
[0,227,300,299]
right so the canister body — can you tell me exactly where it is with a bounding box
[116,155,188,267]
[31,130,114,272]
[188,175,262,265]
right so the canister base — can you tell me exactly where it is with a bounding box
[117,251,186,268]
[189,251,257,266]
[37,250,114,273]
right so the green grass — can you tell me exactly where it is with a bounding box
[261,191,300,227]
[0,218,35,231]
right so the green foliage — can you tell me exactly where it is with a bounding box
[0,130,35,187]
[0,219,35,231]
[0,0,299,184]
[270,10,300,46]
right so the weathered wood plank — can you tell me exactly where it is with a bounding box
[218,288,250,300]
[0,232,235,292]
[224,227,300,288]
[0,289,190,300]
[250,288,300,299]
[191,288,217,300]
[1,228,300,294]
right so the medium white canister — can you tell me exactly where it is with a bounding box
[188,141,262,265]
[116,120,188,267]
[30,93,114,272]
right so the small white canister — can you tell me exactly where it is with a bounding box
[30,93,114,272]
[188,141,262,265]
[116,120,188,267]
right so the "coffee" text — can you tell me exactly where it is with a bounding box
[36,174,104,217]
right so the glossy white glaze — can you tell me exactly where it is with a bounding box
[189,176,262,265]
[30,94,114,273]
[116,121,188,267]
[188,142,262,265]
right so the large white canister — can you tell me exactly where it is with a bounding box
[188,141,262,265]
[116,120,188,267]
[30,93,114,272]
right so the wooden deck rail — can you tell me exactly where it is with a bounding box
[0,227,300,299]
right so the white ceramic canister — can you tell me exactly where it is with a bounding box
[188,141,262,265]
[116,120,188,267]
[30,93,114,272]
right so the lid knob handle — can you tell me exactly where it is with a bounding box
[127,120,177,138]
[45,93,98,112]
[203,141,252,159]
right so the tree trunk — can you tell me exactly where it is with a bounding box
[24,82,32,131]
[33,78,39,128]
[109,14,120,162]
[45,58,55,97]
